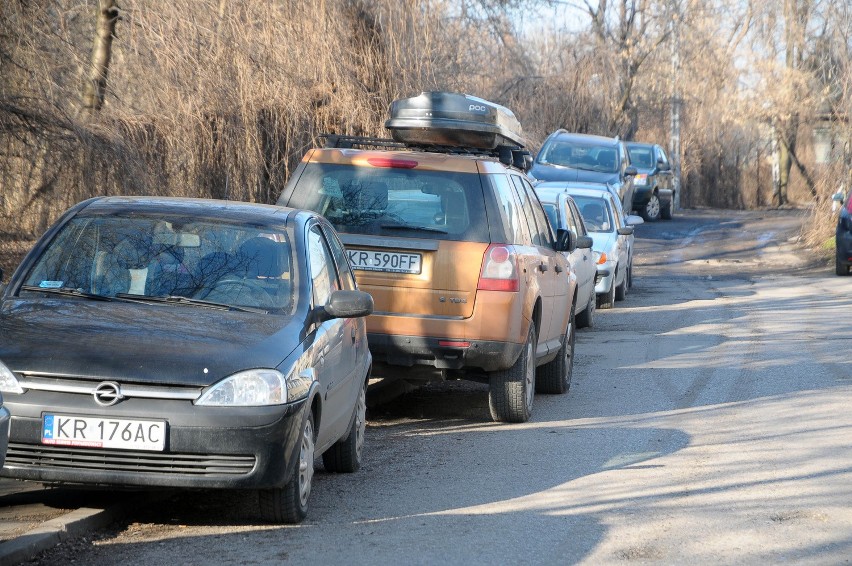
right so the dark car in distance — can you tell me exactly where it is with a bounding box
[834,190,852,276]
[529,131,637,217]
[0,196,373,524]
[626,142,675,221]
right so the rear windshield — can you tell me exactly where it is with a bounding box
[285,163,489,242]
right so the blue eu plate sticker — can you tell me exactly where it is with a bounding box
[39,281,64,289]
[43,415,55,439]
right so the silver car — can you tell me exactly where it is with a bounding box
[534,186,598,328]
[562,187,643,309]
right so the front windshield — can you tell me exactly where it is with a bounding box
[627,146,655,168]
[539,141,620,173]
[21,214,296,312]
[572,196,614,233]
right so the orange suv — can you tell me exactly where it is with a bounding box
[278,92,578,422]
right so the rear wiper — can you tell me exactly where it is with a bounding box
[380,223,448,234]
[115,293,268,314]
[20,285,113,301]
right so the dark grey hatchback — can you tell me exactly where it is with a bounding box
[0,196,373,523]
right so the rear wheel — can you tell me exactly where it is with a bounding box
[661,198,673,220]
[258,412,315,524]
[536,303,575,394]
[642,194,661,222]
[322,380,366,473]
[576,291,595,329]
[489,326,536,423]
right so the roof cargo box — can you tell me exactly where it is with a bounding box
[385,92,527,150]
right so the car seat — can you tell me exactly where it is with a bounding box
[582,202,609,231]
[596,149,617,171]
[93,237,150,296]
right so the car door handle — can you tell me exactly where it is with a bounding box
[539,262,548,272]
[554,264,563,274]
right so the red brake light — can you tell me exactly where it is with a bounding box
[439,340,471,348]
[367,157,418,169]
[478,244,519,292]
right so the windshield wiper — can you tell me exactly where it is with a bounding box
[380,223,448,234]
[115,293,268,314]
[21,285,113,301]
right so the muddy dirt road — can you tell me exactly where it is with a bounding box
[27,208,852,564]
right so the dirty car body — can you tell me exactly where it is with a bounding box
[0,196,373,523]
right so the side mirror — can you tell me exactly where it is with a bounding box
[617,226,634,236]
[626,215,644,226]
[555,228,576,252]
[576,235,594,249]
[625,165,638,177]
[832,192,845,203]
[657,159,671,171]
[314,290,374,323]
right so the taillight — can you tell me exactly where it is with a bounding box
[846,196,852,214]
[478,244,519,292]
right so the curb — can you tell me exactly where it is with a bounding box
[0,505,123,565]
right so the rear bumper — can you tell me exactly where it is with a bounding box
[367,333,525,373]
[365,289,530,374]
[0,394,308,490]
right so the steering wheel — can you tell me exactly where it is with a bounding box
[203,278,272,307]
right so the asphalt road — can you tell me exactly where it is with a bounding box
[16,207,852,564]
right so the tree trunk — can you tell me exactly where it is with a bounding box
[81,0,119,114]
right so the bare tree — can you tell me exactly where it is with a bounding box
[81,0,119,114]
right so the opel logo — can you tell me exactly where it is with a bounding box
[93,381,124,407]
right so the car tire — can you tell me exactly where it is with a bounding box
[837,251,851,276]
[258,412,315,524]
[661,199,673,220]
[536,302,575,394]
[642,194,661,222]
[614,270,627,301]
[322,379,366,473]
[489,326,536,423]
[576,291,595,329]
[597,277,616,309]
[627,262,634,289]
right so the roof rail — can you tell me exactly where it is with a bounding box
[320,134,406,150]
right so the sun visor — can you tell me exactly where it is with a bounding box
[385,92,527,150]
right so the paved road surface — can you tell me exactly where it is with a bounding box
[15,208,852,564]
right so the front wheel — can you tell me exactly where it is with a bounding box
[576,291,595,329]
[642,194,661,222]
[661,199,673,220]
[258,412,315,524]
[597,276,616,309]
[323,380,367,473]
[614,269,628,301]
[488,326,536,423]
[837,251,851,276]
[536,303,575,394]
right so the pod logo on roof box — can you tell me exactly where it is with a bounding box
[469,104,487,112]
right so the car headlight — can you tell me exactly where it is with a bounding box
[196,369,287,406]
[0,360,24,394]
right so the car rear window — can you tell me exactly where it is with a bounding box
[285,163,489,242]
